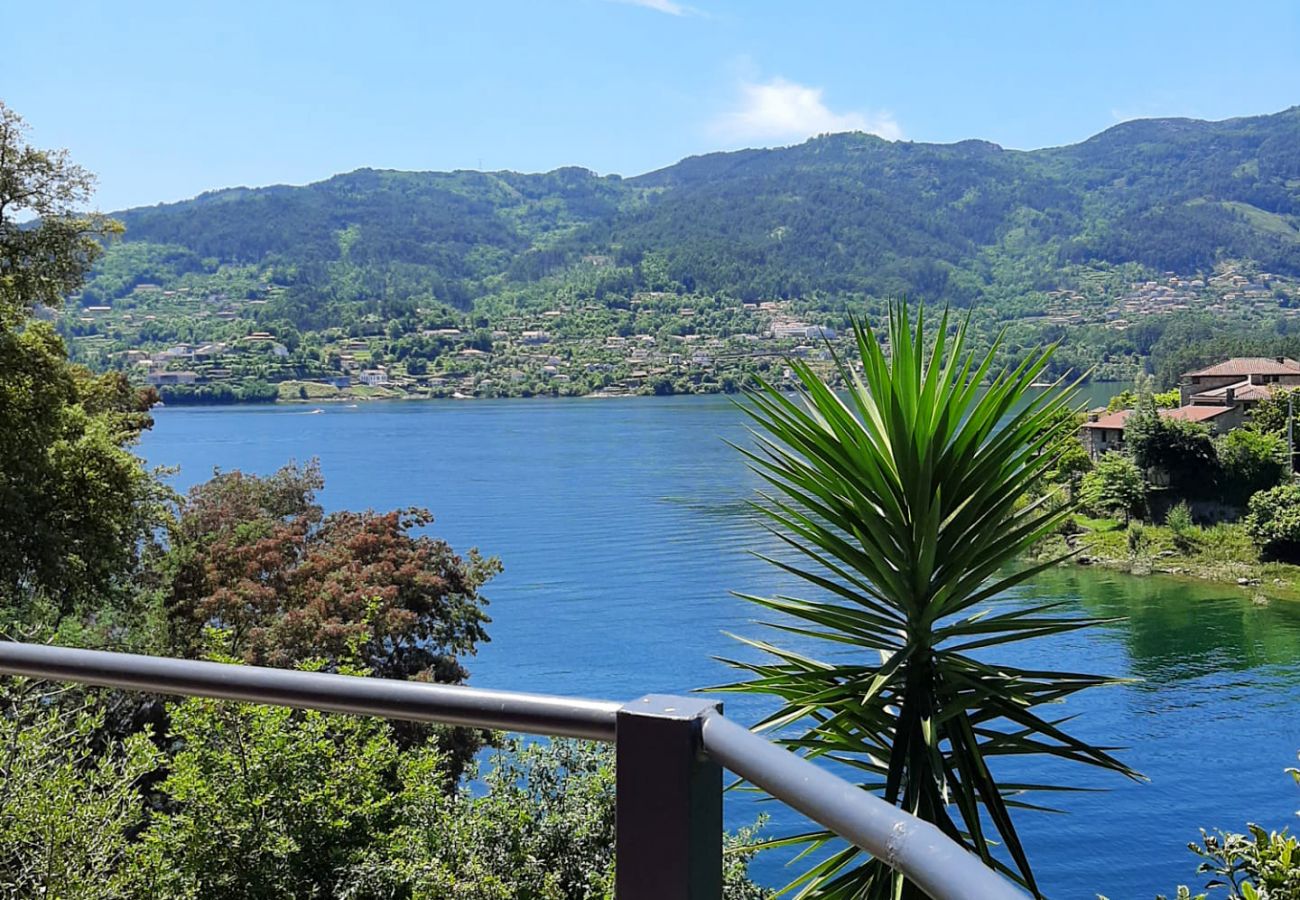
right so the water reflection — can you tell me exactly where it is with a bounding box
[1019,567,1300,683]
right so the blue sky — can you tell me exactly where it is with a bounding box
[5,0,1298,211]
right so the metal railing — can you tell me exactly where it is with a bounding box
[0,642,1028,900]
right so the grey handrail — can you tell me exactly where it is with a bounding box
[0,642,619,740]
[0,641,1031,899]
[701,714,1030,900]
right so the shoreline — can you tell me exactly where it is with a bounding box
[156,388,751,408]
[1034,521,1300,603]
[152,391,747,410]
[154,376,1134,409]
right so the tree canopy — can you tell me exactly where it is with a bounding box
[0,101,162,631]
[0,101,121,324]
[160,462,497,683]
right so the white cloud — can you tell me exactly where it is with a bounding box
[714,77,902,143]
[608,0,695,15]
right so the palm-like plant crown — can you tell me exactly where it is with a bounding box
[720,304,1138,899]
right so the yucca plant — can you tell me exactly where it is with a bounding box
[719,303,1139,899]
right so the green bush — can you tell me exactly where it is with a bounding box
[1219,429,1288,506]
[1080,453,1147,523]
[0,682,160,899]
[0,679,771,900]
[1179,826,1300,900]
[1166,501,1198,551]
[343,739,771,900]
[1128,522,1153,558]
[131,690,420,898]
[1246,484,1300,561]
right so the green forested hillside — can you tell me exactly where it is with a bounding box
[60,106,1300,404]
[81,106,1300,316]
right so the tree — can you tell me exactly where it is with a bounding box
[1126,403,1220,499]
[0,680,159,899]
[1248,386,1300,440]
[0,101,121,324]
[722,305,1135,898]
[1218,428,1288,506]
[1106,387,1179,413]
[159,461,498,685]
[1037,405,1092,495]
[0,102,163,630]
[1080,453,1148,523]
[1245,483,1300,561]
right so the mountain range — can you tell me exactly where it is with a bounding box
[82,106,1300,314]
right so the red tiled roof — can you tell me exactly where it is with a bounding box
[1081,404,1234,430]
[1190,379,1276,402]
[1080,410,1132,430]
[1183,357,1300,378]
[1162,404,1235,422]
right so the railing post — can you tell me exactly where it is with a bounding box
[616,694,722,900]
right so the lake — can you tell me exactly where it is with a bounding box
[139,393,1300,899]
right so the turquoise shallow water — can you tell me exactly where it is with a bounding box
[139,394,1300,899]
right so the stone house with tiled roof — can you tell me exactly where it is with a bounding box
[1079,404,1240,457]
[1180,356,1300,406]
[1080,357,1300,458]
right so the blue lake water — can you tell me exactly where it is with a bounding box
[139,394,1300,899]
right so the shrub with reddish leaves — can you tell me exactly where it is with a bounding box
[161,461,498,685]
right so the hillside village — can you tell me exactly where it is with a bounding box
[1033,264,1298,329]
[62,289,849,402]
[57,258,1300,404]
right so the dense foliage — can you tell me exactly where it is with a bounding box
[1218,429,1289,506]
[1247,386,1300,438]
[0,680,160,899]
[79,107,1300,319]
[1080,453,1148,523]
[133,686,418,898]
[1245,483,1300,561]
[0,324,164,624]
[1126,406,1220,499]
[0,680,771,900]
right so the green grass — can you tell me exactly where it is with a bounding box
[1074,514,1122,533]
[276,381,341,401]
[349,384,404,399]
[1056,515,1300,598]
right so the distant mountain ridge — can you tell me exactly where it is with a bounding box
[83,106,1300,311]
